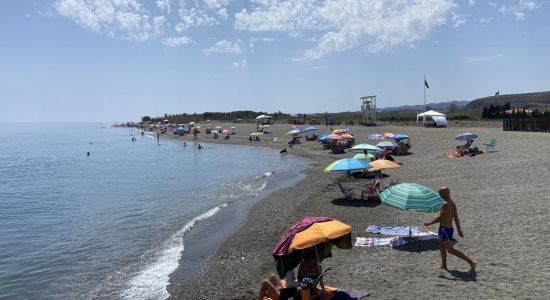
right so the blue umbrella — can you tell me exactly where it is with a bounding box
[368,134,384,140]
[324,158,373,178]
[455,132,478,140]
[304,126,318,132]
[341,128,352,133]
[394,134,409,141]
[318,134,330,141]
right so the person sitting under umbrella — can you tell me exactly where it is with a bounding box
[258,255,322,300]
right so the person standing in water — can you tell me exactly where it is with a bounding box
[157,132,160,144]
[425,187,477,272]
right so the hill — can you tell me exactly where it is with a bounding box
[463,91,550,112]
[377,100,469,112]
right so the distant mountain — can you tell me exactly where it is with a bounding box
[463,91,550,112]
[377,100,470,112]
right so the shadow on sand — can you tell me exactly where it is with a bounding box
[331,198,381,208]
[439,269,477,282]
[392,239,440,253]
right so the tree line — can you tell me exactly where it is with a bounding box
[482,102,550,119]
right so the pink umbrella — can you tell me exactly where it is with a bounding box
[221,129,231,134]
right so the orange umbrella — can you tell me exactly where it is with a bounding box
[331,129,342,134]
[289,220,352,252]
[367,159,400,171]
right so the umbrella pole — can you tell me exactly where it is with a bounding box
[314,245,325,299]
[409,212,413,237]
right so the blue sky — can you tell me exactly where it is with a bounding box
[1,0,549,122]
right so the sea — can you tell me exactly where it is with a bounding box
[0,123,309,300]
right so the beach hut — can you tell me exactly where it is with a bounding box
[416,110,447,127]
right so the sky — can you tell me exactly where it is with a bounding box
[1,0,549,122]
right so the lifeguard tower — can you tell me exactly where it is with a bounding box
[360,95,377,126]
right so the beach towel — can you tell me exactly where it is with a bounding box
[355,232,438,248]
[366,225,421,236]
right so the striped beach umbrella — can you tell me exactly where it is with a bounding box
[352,153,375,161]
[455,131,478,140]
[349,143,384,154]
[380,183,442,213]
[304,126,318,132]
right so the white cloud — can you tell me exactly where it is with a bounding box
[204,39,244,55]
[451,12,467,27]
[55,0,166,41]
[468,0,475,6]
[234,0,456,60]
[496,0,540,21]
[465,54,503,63]
[231,59,248,68]
[163,36,192,47]
[177,7,219,31]
[156,0,172,13]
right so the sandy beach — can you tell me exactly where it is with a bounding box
[166,122,550,299]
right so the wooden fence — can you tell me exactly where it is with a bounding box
[503,118,550,132]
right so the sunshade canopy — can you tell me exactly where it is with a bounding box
[455,131,479,140]
[367,159,401,171]
[380,183,443,213]
[349,143,384,154]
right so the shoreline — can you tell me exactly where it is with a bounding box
[165,123,550,299]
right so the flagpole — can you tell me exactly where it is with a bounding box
[424,74,426,110]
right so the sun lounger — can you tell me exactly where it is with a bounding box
[337,182,353,200]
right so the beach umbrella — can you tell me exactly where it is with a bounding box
[318,134,330,141]
[376,141,398,148]
[368,134,384,140]
[273,217,352,278]
[352,153,375,161]
[341,128,351,133]
[250,132,263,136]
[349,143,384,154]
[331,129,343,134]
[291,125,301,129]
[340,134,354,139]
[214,125,223,130]
[382,132,395,138]
[367,159,400,171]
[285,129,301,135]
[324,158,373,178]
[455,131,479,140]
[188,122,196,125]
[330,135,345,140]
[380,183,442,212]
[304,126,318,132]
[393,134,409,141]
[230,126,236,130]
[221,129,231,134]
[380,183,443,236]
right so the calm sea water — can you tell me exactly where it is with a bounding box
[0,123,307,300]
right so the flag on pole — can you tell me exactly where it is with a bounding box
[495,91,500,96]
[424,79,430,89]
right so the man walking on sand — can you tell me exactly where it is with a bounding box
[424,187,477,272]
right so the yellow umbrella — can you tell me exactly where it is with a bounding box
[367,159,400,171]
[288,220,352,252]
[340,133,354,139]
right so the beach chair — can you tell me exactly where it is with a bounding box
[361,178,381,200]
[337,183,353,200]
[484,138,497,152]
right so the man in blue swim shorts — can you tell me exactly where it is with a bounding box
[425,187,477,272]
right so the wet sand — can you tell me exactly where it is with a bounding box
[167,122,550,299]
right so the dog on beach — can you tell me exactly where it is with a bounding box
[280,149,287,155]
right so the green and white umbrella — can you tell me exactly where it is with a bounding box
[380,183,443,236]
[352,153,374,161]
[349,143,384,154]
[380,183,442,212]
